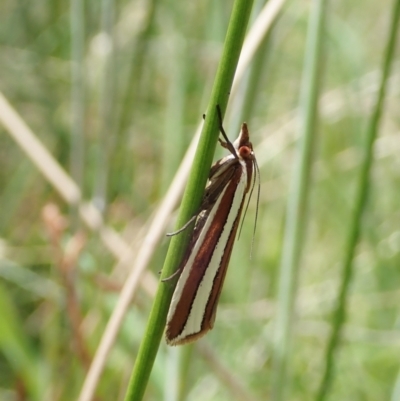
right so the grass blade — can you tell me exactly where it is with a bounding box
[272,0,328,399]
[316,1,400,399]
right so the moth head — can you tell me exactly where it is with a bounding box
[235,123,253,160]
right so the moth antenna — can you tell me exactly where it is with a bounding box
[250,157,261,259]
[237,154,257,242]
[216,105,238,158]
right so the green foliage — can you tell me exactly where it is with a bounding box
[0,0,399,400]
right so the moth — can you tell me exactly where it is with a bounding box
[165,106,258,346]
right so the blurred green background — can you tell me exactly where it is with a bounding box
[0,0,399,400]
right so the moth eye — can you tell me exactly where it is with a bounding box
[239,146,252,158]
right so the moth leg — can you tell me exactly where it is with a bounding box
[162,266,183,282]
[166,214,197,237]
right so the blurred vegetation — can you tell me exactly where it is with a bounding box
[0,0,399,401]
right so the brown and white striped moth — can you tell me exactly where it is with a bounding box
[165,106,258,346]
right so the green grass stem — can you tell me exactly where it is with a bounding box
[272,0,327,399]
[122,1,254,400]
[315,1,400,399]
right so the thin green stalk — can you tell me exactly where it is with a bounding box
[163,346,192,401]
[272,0,327,400]
[316,1,400,400]
[123,1,254,400]
[70,0,85,192]
[113,0,158,196]
[161,36,187,193]
[230,0,274,133]
[93,0,116,210]
[0,282,43,401]
[391,367,400,401]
